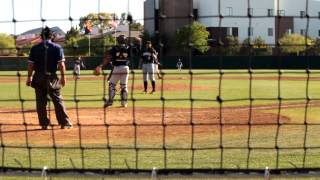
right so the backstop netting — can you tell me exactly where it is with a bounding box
[0,0,320,178]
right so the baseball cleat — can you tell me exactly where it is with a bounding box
[121,102,128,108]
[61,123,72,129]
[104,101,113,108]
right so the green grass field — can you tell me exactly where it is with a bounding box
[0,69,320,179]
[1,69,320,108]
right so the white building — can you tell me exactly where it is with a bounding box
[144,0,320,44]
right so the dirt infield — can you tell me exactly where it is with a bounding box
[1,73,319,148]
[1,102,315,147]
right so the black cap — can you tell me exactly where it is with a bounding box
[116,35,126,44]
[41,26,53,40]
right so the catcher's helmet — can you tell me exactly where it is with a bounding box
[41,26,53,40]
[117,35,126,45]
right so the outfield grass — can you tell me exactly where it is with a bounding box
[1,70,320,108]
[0,70,320,178]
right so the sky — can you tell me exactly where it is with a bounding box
[0,0,145,35]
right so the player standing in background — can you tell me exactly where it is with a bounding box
[26,26,72,130]
[154,60,162,80]
[94,35,130,108]
[73,56,86,80]
[177,58,183,72]
[139,41,158,94]
[153,50,162,80]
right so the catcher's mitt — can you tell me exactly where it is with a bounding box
[93,66,102,76]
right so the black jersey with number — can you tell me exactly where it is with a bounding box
[141,48,157,64]
[109,45,131,66]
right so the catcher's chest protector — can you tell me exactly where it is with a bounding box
[112,46,130,66]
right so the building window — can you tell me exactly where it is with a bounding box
[226,7,233,16]
[227,27,232,36]
[278,10,285,16]
[318,12,320,18]
[232,28,239,37]
[318,30,320,37]
[155,9,159,32]
[193,9,198,20]
[268,9,274,17]
[300,29,306,36]
[248,27,253,36]
[300,11,306,18]
[248,8,253,16]
[268,28,273,36]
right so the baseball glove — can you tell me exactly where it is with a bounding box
[93,66,102,76]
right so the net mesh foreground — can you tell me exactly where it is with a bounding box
[0,0,320,177]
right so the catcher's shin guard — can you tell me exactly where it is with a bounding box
[120,84,128,107]
[106,82,116,106]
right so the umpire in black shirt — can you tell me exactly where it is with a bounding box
[26,26,72,130]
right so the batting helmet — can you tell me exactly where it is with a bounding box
[117,35,126,45]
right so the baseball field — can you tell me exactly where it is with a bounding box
[0,69,320,179]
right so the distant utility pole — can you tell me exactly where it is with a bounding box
[84,20,92,56]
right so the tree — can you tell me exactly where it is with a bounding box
[252,36,272,55]
[17,43,32,56]
[174,21,209,54]
[240,37,252,54]
[140,31,152,45]
[0,33,16,56]
[130,22,144,31]
[64,37,80,56]
[313,38,320,56]
[126,13,133,24]
[120,13,127,25]
[64,27,81,56]
[75,35,115,56]
[65,26,80,41]
[222,36,240,55]
[79,13,115,32]
[279,33,313,56]
[92,35,116,56]
[240,36,272,55]
[140,30,169,51]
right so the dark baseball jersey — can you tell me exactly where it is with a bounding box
[109,45,131,66]
[141,48,157,64]
[28,40,64,74]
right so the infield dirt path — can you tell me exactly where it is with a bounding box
[1,100,318,147]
